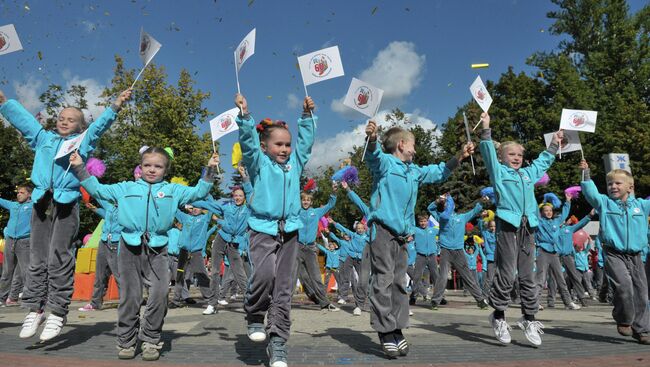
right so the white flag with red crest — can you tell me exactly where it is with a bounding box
[139,28,162,66]
[343,78,384,118]
[469,75,493,112]
[559,108,598,133]
[0,24,23,56]
[210,108,240,141]
[235,29,256,72]
[297,46,345,87]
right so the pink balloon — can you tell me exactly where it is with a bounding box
[83,234,92,245]
[572,229,589,247]
[319,217,329,228]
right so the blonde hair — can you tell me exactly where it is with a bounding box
[606,169,634,185]
[300,192,313,201]
[382,127,415,154]
[497,141,525,160]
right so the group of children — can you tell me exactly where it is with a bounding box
[0,85,649,367]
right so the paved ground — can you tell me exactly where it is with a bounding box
[0,291,649,366]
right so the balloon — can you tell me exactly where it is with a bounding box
[572,229,590,247]
[465,223,474,233]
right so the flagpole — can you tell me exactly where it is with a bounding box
[234,51,241,95]
[462,112,476,175]
[303,83,316,127]
[580,147,585,181]
[130,61,150,90]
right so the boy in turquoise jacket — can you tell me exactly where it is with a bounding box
[330,218,369,315]
[363,120,472,357]
[557,212,594,305]
[326,226,352,304]
[579,159,650,344]
[410,212,439,305]
[477,215,496,294]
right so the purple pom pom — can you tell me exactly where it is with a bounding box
[133,165,142,180]
[341,166,359,186]
[564,186,581,199]
[86,158,106,178]
[535,173,550,187]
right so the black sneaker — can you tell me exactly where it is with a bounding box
[394,329,409,356]
[266,335,288,367]
[409,296,416,306]
[477,299,489,310]
[430,302,439,310]
[184,298,197,305]
[378,332,399,358]
[440,298,448,305]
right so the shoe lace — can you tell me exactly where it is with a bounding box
[497,319,512,336]
[526,320,545,335]
[270,339,287,361]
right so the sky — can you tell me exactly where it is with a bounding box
[1,0,646,185]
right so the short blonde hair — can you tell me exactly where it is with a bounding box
[382,127,415,154]
[300,192,313,200]
[497,141,525,160]
[606,169,634,185]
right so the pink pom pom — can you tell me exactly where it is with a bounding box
[83,234,92,245]
[86,158,106,178]
[564,185,581,199]
[319,216,329,228]
[134,165,142,180]
[535,173,550,187]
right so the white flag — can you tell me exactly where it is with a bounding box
[209,108,240,141]
[544,130,581,155]
[559,108,597,133]
[343,78,384,118]
[297,46,344,86]
[138,28,162,65]
[0,24,23,56]
[55,131,87,159]
[469,75,493,112]
[235,28,256,72]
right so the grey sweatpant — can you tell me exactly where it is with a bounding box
[431,248,484,304]
[413,254,439,299]
[560,254,588,301]
[22,194,79,316]
[482,261,496,295]
[369,223,409,333]
[117,241,169,348]
[0,237,30,301]
[168,255,189,299]
[174,250,212,302]
[323,268,340,298]
[337,257,353,300]
[535,249,573,306]
[604,247,649,334]
[244,229,298,341]
[209,235,247,307]
[293,244,330,307]
[488,217,537,316]
[90,240,120,309]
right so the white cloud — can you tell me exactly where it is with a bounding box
[13,76,44,114]
[287,93,301,109]
[63,75,107,122]
[306,109,439,172]
[330,41,425,116]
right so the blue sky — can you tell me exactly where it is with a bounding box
[1,0,646,179]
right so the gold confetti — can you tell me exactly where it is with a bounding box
[471,63,489,69]
[267,96,272,99]
[104,11,110,16]
[371,6,378,15]
[24,3,30,11]
[37,51,42,60]
[248,0,255,6]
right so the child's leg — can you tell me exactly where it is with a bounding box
[219,267,234,299]
[45,201,79,316]
[427,256,439,296]
[560,255,588,302]
[139,246,170,346]
[225,243,248,297]
[173,249,190,302]
[515,222,537,318]
[268,231,298,340]
[449,249,484,302]
[12,238,30,299]
[106,243,120,290]
[547,255,573,306]
[412,255,426,299]
[244,231,279,326]
[630,254,650,334]
[431,249,451,304]
[337,259,351,299]
[21,198,53,312]
[488,220,519,315]
[187,251,212,300]
[301,245,330,307]
[0,238,19,301]
[208,236,227,307]
[90,241,112,309]
[117,242,144,349]
[351,259,364,307]
[358,246,371,308]
[605,249,636,326]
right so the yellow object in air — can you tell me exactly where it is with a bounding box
[471,63,489,69]
[232,142,243,169]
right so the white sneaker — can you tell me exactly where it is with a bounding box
[538,304,544,311]
[353,307,362,316]
[203,305,217,315]
[488,312,512,344]
[325,304,340,312]
[19,311,45,338]
[39,313,66,341]
[337,298,347,305]
[517,317,544,346]
[217,299,229,306]
[409,309,414,316]
[566,302,581,310]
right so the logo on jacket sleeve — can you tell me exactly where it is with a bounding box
[633,207,641,214]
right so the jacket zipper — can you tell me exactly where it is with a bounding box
[281,168,287,219]
[50,139,63,190]
[144,184,152,238]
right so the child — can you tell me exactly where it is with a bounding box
[0,88,131,341]
[557,212,595,302]
[364,120,473,357]
[429,194,488,310]
[235,93,315,367]
[477,215,496,294]
[579,160,650,343]
[78,199,123,311]
[464,242,487,295]
[479,112,562,346]
[192,164,252,315]
[70,147,218,360]
[295,185,339,311]
[317,240,340,299]
[0,184,33,306]
[534,195,582,310]
[574,240,595,299]
[325,224,353,304]
[410,212,439,305]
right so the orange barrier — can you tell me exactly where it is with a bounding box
[72,273,119,301]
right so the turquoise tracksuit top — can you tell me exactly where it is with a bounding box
[594,238,604,268]
[479,129,556,228]
[1,99,118,204]
[167,228,181,256]
[346,189,370,218]
[413,226,439,256]
[0,198,32,239]
[236,113,315,236]
[94,198,123,243]
[328,232,350,262]
[192,180,252,245]
[477,220,496,262]
[557,215,591,256]
[535,201,571,253]
[406,241,416,266]
[298,195,337,245]
[574,247,590,271]
[465,245,487,271]
[581,179,650,254]
[365,142,452,236]
[334,222,368,259]
[317,244,340,269]
[435,196,483,250]
[80,177,212,247]
[176,210,214,253]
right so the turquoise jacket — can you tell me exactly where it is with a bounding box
[346,189,370,218]
[594,237,604,268]
[167,227,181,256]
[94,198,123,243]
[435,195,483,250]
[557,215,591,256]
[193,180,253,245]
[641,243,649,264]
[328,231,350,262]
[479,129,557,228]
[477,220,496,261]
[236,113,315,236]
[79,175,213,247]
[334,222,367,259]
[535,201,571,253]
[365,142,454,236]
[317,244,340,269]
[465,245,487,271]
[574,247,590,271]
[0,198,32,239]
[413,225,439,256]
[406,240,416,266]
[298,195,337,245]
[1,99,119,204]
[176,210,214,253]
[581,179,650,253]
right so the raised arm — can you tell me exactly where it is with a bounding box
[439,195,455,223]
[334,222,354,238]
[235,94,263,174]
[459,202,483,224]
[314,193,337,218]
[294,96,316,169]
[78,89,132,158]
[579,160,605,211]
[0,97,46,150]
[346,188,370,218]
[559,199,572,222]
[0,197,17,211]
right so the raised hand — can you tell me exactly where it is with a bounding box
[208,153,220,168]
[235,93,248,115]
[365,120,378,141]
[114,88,133,108]
[303,96,315,113]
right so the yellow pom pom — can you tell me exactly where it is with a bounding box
[171,176,189,186]
[232,142,243,169]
